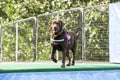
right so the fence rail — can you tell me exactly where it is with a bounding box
[37,7,83,17]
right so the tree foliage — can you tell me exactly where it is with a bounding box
[0,0,120,61]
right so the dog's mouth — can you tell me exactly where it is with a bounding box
[54,31,58,35]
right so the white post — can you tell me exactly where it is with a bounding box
[15,23,18,62]
[0,26,2,62]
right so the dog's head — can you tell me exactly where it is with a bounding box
[50,20,64,36]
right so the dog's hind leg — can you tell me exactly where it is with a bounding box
[66,51,71,66]
[71,44,76,66]
[71,49,75,66]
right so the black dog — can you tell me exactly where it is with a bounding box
[50,20,79,68]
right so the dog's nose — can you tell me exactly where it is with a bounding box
[54,27,58,34]
[54,27,57,31]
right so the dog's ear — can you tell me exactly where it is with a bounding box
[49,20,54,30]
[58,20,64,28]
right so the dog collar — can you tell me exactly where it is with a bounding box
[50,38,64,42]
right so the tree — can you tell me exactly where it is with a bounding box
[1,0,119,61]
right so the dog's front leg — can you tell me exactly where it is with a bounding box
[61,50,66,68]
[51,47,57,63]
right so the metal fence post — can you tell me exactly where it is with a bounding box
[33,17,38,61]
[81,9,86,62]
[15,23,18,62]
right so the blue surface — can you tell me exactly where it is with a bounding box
[0,70,120,80]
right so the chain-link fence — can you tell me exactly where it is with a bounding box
[0,17,37,62]
[83,4,109,62]
[37,8,83,61]
[0,4,110,62]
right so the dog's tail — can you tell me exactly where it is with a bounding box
[76,32,80,40]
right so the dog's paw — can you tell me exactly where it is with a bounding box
[61,65,65,68]
[66,63,71,66]
[52,58,57,63]
[72,63,75,66]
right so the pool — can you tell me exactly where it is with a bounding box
[0,70,120,80]
[0,62,120,80]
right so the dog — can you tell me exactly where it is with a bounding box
[50,19,79,68]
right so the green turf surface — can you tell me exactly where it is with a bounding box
[0,61,120,73]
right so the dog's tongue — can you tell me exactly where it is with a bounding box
[66,33,71,40]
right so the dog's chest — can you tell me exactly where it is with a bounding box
[53,43,65,51]
[51,32,72,51]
